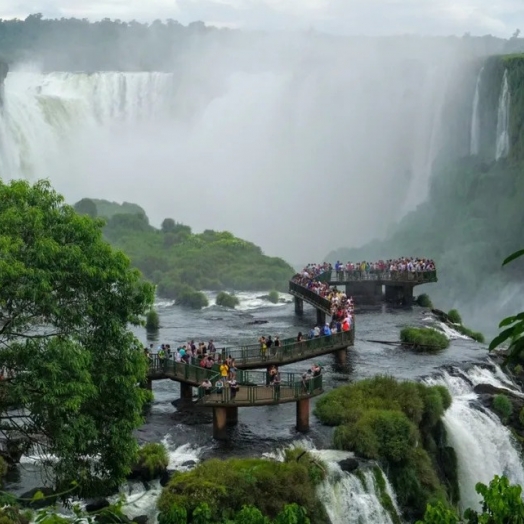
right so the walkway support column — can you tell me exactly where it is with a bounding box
[226,407,238,426]
[335,347,347,365]
[294,297,304,315]
[180,383,193,401]
[213,407,228,440]
[316,309,326,326]
[296,398,310,433]
[402,284,414,306]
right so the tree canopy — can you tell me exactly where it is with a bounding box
[0,180,154,496]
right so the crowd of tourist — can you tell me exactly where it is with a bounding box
[333,257,436,278]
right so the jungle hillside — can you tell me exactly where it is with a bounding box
[74,198,294,299]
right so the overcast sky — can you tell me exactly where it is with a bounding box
[1,0,523,37]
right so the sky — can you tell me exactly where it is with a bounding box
[1,0,524,37]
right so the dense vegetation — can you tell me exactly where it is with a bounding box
[74,199,294,305]
[417,475,524,523]
[157,449,328,523]
[215,292,240,309]
[314,376,456,520]
[0,180,154,496]
[327,56,524,333]
[400,327,450,351]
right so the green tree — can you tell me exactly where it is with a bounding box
[73,198,97,218]
[161,218,176,233]
[0,180,154,496]
[490,249,524,363]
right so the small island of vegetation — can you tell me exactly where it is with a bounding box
[400,327,450,351]
[74,199,294,308]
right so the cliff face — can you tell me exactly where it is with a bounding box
[326,54,524,333]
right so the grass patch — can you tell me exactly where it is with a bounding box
[137,442,169,478]
[400,327,450,351]
[447,309,462,324]
[493,394,513,423]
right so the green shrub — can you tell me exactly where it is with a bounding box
[400,327,450,351]
[454,324,485,343]
[447,309,462,325]
[137,442,169,478]
[216,291,240,309]
[145,308,160,330]
[515,364,524,376]
[268,290,279,304]
[416,294,433,308]
[157,452,329,524]
[176,288,209,309]
[493,394,513,422]
[315,376,455,520]
[519,407,524,426]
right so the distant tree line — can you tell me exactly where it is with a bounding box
[2,14,524,72]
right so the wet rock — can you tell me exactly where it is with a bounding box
[247,320,269,325]
[132,515,148,524]
[181,460,197,468]
[160,469,176,487]
[473,383,509,396]
[19,487,57,509]
[338,458,359,473]
[85,499,110,513]
[431,309,450,324]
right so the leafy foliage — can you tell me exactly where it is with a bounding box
[418,475,524,523]
[81,200,294,306]
[492,394,513,423]
[145,309,160,330]
[268,291,279,304]
[0,180,155,496]
[417,294,434,308]
[136,443,169,478]
[157,451,328,524]
[400,327,450,351]
[447,309,462,325]
[314,376,454,519]
[215,292,240,309]
[490,249,524,363]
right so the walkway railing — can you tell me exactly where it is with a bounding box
[327,270,437,284]
[288,280,332,315]
[196,372,323,405]
[149,356,218,384]
[219,330,353,366]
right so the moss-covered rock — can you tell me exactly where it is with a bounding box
[129,443,169,482]
[157,450,328,523]
[400,327,450,351]
[416,294,433,308]
[314,376,455,520]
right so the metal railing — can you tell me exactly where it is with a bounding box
[149,356,219,383]
[327,270,438,284]
[196,372,323,405]
[288,280,332,315]
[218,330,353,366]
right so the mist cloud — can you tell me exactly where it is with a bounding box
[2,0,524,37]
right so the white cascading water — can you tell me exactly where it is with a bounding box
[470,67,483,155]
[495,70,511,160]
[0,58,459,260]
[426,364,524,512]
[266,441,401,524]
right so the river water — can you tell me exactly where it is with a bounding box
[5,292,519,523]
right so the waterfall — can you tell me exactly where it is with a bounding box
[495,70,511,160]
[470,67,483,155]
[426,364,524,512]
[266,442,401,524]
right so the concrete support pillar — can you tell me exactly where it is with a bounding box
[294,297,304,315]
[180,382,193,401]
[402,285,414,306]
[316,309,326,326]
[335,347,347,365]
[296,398,310,433]
[226,406,238,426]
[213,407,228,440]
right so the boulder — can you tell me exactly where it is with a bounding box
[132,516,148,524]
[338,458,359,473]
[159,469,176,487]
[85,499,110,513]
[247,320,269,325]
[19,487,57,509]
[473,383,509,396]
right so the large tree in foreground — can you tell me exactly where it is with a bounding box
[0,180,155,496]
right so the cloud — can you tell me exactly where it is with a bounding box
[1,0,524,36]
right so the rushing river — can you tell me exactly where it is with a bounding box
[5,291,521,523]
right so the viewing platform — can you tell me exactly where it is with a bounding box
[290,269,437,309]
[146,331,351,439]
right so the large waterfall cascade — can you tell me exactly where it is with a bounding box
[495,70,511,160]
[427,363,524,512]
[470,67,483,156]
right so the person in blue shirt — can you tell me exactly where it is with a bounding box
[322,323,332,336]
